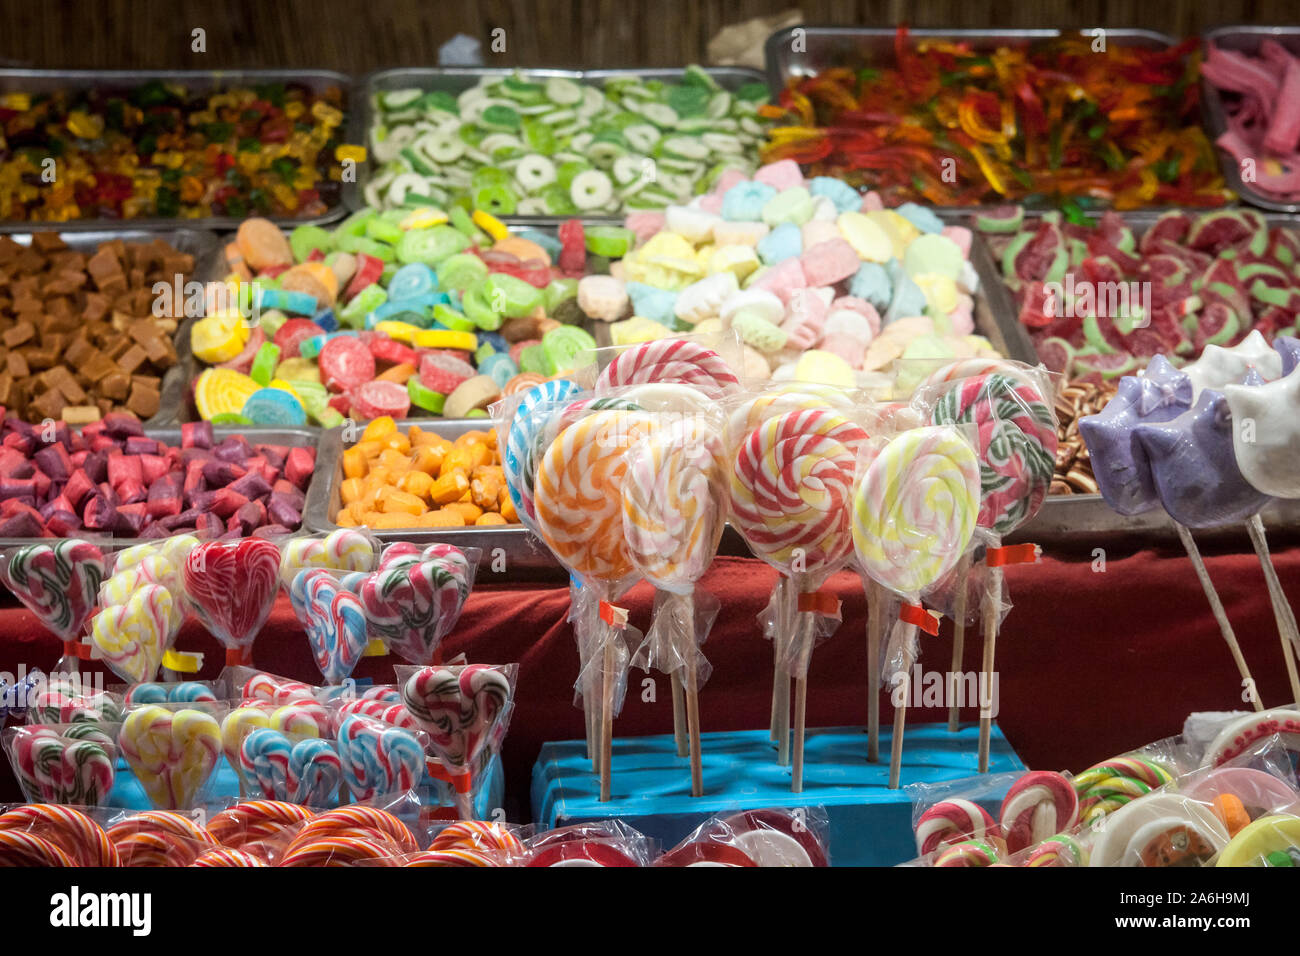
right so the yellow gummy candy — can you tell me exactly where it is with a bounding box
[194,368,260,419]
[400,207,448,230]
[374,320,421,343]
[412,329,477,351]
[794,349,856,388]
[335,144,367,164]
[609,316,672,347]
[471,209,509,240]
[837,212,893,263]
[190,316,248,363]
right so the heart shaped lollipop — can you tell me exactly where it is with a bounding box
[336,712,424,800]
[183,539,281,654]
[118,705,221,810]
[1,539,106,640]
[239,727,341,805]
[90,584,175,683]
[9,727,115,805]
[290,568,369,685]
[359,557,471,665]
[400,664,513,775]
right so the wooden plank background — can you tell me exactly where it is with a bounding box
[1,0,1297,73]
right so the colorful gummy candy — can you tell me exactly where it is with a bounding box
[335,417,517,530]
[188,209,599,425]
[762,28,1230,209]
[0,80,349,223]
[567,161,998,390]
[366,67,771,216]
[975,206,1300,381]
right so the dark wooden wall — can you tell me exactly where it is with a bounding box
[2,0,1296,72]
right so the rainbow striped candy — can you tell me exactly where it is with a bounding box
[1073,756,1173,823]
[853,425,980,596]
[929,372,1058,535]
[730,409,868,580]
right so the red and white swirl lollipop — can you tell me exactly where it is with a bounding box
[595,339,740,400]
[1000,771,1079,854]
[915,799,1001,857]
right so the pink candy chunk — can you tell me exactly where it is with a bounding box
[751,257,808,305]
[753,159,805,191]
[800,239,860,286]
[941,225,973,259]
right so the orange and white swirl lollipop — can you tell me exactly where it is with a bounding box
[0,805,117,866]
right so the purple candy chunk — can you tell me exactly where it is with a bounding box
[82,452,108,484]
[0,512,43,537]
[228,471,271,502]
[32,446,70,482]
[267,497,301,528]
[213,436,253,463]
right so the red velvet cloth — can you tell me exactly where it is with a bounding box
[3,539,1299,809]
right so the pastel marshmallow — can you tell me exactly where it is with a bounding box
[810,196,839,221]
[720,288,786,328]
[810,176,863,214]
[666,205,722,244]
[761,186,814,226]
[780,287,831,350]
[750,257,807,305]
[741,345,774,380]
[941,225,973,259]
[711,169,750,196]
[712,220,770,247]
[709,244,761,282]
[800,238,860,286]
[733,313,789,353]
[626,280,678,325]
[674,272,739,325]
[800,219,842,250]
[848,262,892,311]
[837,212,893,262]
[756,222,802,265]
[830,296,882,338]
[894,202,944,234]
[624,212,666,245]
[577,275,630,322]
[721,182,777,222]
[753,159,805,191]
[822,308,876,367]
[860,191,885,212]
[697,192,725,216]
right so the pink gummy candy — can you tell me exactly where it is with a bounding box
[800,239,859,286]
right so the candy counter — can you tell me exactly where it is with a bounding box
[1,24,1300,882]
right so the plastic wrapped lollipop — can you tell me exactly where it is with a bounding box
[927,369,1058,772]
[0,539,107,671]
[498,378,585,536]
[535,408,659,801]
[183,538,282,667]
[118,702,225,810]
[1081,357,1269,712]
[727,383,862,758]
[3,724,117,805]
[278,528,379,590]
[853,425,981,788]
[731,407,869,792]
[356,545,479,666]
[622,415,728,796]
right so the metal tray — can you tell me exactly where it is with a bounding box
[350,66,768,222]
[0,424,322,548]
[762,27,1200,216]
[975,209,1300,542]
[0,69,361,232]
[1201,26,1300,214]
[2,227,222,426]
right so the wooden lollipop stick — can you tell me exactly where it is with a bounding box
[888,621,919,790]
[948,551,973,732]
[1175,522,1265,712]
[671,672,688,758]
[599,633,615,802]
[685,628,703,797]
[1246,515,1300,704]
[866,580,883,762]
[977,566,1002,774]
[790,612,816,793]
[769,576,790,742]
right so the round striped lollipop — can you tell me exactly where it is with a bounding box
[622,418,728,592]
[503,378,584,531]
[929,372,1058,535]
[731,409,869,580]
[596,339,740,400]
[853,425,981,597]
[727,383,858,448]
[1073,756,1173,823]
[535,409,659,583]
[915,798,1000,857]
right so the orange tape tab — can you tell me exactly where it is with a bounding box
[899,603,941,636]
[797,590,842,618]
[62,641,92,660]
[426,758,473,794]
[599,601,629,629]
[986,543,1042,568]
[225,647,253,667]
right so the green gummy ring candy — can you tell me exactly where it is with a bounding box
[541,325,597,374]
[436,252,489,292]
[483,273,543,318]
[447,206,486,243]
[432,303,477,332]
[471,165,512,189]
[461,283,503,331]
[396,226,471,266]
[583,225,635,258]
[480,104,521,131]
[209,412,253,426]
[289,225,333,263]
[519,343,550,376]
[365,217,404,244]
[472,184,518,216]
[338,285,387,328]
[407,376,447,414]
[250,342,281,386]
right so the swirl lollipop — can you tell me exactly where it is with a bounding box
[183,539,281,666]
[731,408,868,792]
[595,339,740,400]
[853,425,980,788]
[623,418,728,796]
[930,372,1057,771]
[0,539,106,668]
[502,378,584,534]
[535,408,658,801]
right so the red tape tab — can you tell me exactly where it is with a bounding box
[797,590,842,618]
[599,601,629,629]
[62,641,92,660]
[986,543,1042,568]
[426,758,472,794]
[225,647,253,667]
[899,603,940,636]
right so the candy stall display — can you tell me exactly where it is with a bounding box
[0,71,353,227]
[183,211,598,427]
[762,28,1230,210]
[361,66,771,216]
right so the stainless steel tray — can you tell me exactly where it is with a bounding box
[762,28,1198,216]
[975,209,1300,542]
[0,424,322,547]
[0,69,361,231]
[1201,26,1300,214]
[2,227,222,426]
[350,66,768,221]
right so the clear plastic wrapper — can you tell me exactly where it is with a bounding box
[237,725,343,807]
[217,665,319,704]
[1197,707,1300,768]
[118,680,220,705]
[491,376,586,537]
[182,537,282,666]
[276,528,380,590]
[3,722,120,805]
[576,331,749,396]
[289,567,373,686]
[205,798,314,861]
[0,538,109,672]
[907,771,1025,857]
[118,701,228,811]
[105,807,227,866]
[333,709,428,803]
[278,800,421,867]
[0,804,119,866]
[396,663,517,818]
[523,819,656,867]
[401,819,532,866]
[25,675,124,725]
[657,806,832,867]
[355,544,480,666]
[220,696,331,794]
